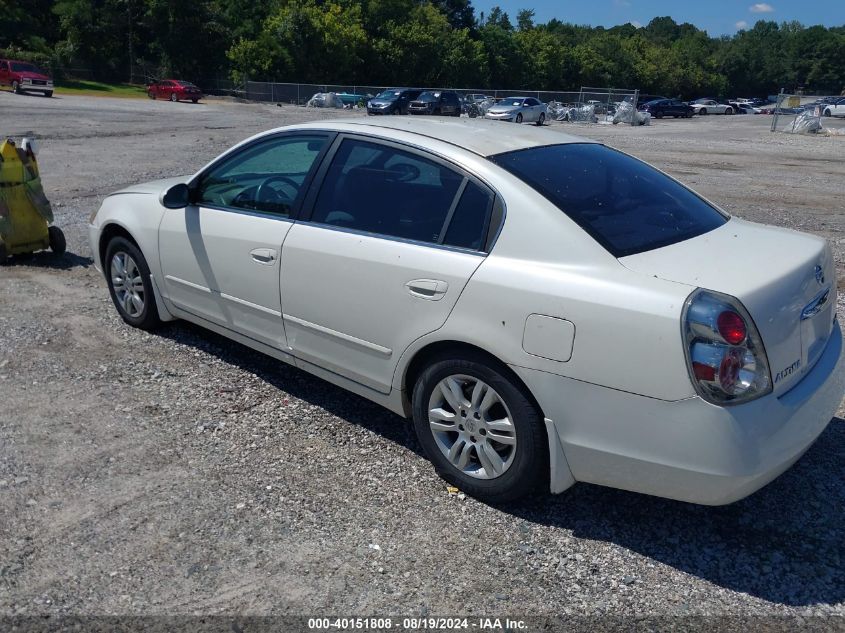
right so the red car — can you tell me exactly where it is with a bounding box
[0,59,53,97]
[147,79,202,103]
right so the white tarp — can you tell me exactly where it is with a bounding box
[306,92,343,108]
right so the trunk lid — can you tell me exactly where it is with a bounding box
[620,218,837,395]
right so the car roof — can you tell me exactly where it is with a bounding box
[285,118,591,158]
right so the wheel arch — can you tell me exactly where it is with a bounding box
[400,339,545,421]
[99,222,140,270]
[399,338,575,494]
[98,221,176,322]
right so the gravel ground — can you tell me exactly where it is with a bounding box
[0,93,843,624]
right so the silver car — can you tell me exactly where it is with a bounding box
[484,97,547,125]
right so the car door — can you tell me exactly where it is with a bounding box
[524,98,540,121]
[280,135,497,394]
[158,132,333,350]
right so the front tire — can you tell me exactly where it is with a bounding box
[699,108,707,115]
[12,81,21,94]
[824,108,832,117]
[0,239,7,263]
[536,112,545,126]
[412,354,547,503]
[48,226,66,255]
[105,237,161,330]
[515,113,523,124]
[725,107,733,115]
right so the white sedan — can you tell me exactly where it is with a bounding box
[691,99,735,115]
[823,97,845,117]
[89,118,844,504]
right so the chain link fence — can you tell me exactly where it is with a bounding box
[245,81,636,113]
[770,92,845,135]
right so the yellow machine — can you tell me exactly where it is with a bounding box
[0,137,64,262]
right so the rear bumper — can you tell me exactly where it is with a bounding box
[512,322,845,505]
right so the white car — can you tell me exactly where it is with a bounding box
[89,118,844,505]
[691,99,735,115]
[484,97,547,125]
[823,97,845,117]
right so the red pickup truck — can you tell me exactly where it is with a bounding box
[0,59,53,97]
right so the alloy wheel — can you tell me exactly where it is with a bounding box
[110,252,145,318]
[427,374,517,479]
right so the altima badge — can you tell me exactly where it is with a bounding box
[814,265,825,285]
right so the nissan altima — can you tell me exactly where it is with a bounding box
[88,118,844,504]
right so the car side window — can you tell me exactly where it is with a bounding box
[196,134,329,217]
[311,139,464,244]
[526,98,539,106]
[443,181,494,250]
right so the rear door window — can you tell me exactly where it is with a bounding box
[490,143,727,257]
[311,138,491,249]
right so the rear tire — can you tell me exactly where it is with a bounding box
[411,353,548,503]
[104,237,161,331]
[170,93,178,102]
[0,239,7,264]
[191,98,198,104]
[44,91,53,98]
[148,90,156,99]
[48,226,66,255]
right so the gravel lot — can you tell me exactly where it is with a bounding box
[1,93,843,624]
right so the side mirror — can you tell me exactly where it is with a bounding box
[161,182,191,209]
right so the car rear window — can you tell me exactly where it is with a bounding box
[489,143,728,257]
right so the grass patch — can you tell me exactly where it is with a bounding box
[53,80,147,99]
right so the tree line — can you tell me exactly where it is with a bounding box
[2,0,844,98]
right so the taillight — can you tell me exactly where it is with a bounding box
[682,289,772,405]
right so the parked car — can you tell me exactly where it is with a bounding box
[88,118,843,505]
[484,96,547,125]
[408,91,462,116]
[635,94,667,108]
[367,89,422,115]
[822,97,845,117]
[147,79,203,103]
[638,98,694,119]
[691,99,734,115]
[0,59,53,97]
[335,92,369,107]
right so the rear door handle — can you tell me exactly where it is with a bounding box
[406,279,448,301]
[250,248,277,265]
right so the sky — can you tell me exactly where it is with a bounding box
[470,0,845,36]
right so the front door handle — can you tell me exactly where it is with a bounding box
[250,248,277,265]
[406,279,448,301]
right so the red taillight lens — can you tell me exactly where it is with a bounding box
[717,310,746,345]
[683,290,772,405]
[692,361,716,381]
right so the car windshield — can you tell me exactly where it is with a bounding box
[490,143,728,257]
[417,92,440,102]
[11,62,42,73]
[502,100,524,107]
[375,90,401,100]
